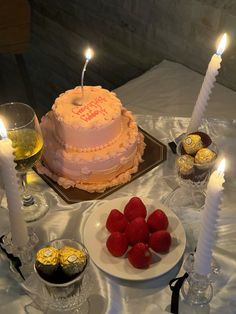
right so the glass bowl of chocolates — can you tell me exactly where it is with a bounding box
[165,131,218,210]
[176,131,217,185]
[34,238,89,311]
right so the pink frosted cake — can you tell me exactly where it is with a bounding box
[37,86,145,192]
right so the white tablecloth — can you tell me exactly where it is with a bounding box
[0,60,236,314]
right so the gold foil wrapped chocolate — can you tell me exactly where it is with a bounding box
[195,148,217,165]
[182,134,203,155]
[36,247,59,265]
[176,154,194,175]
[59,246,87,276]
[35,246,59,276]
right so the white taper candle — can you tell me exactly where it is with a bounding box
[187,34,227,134]
[194,159,225,276]
[0,119,28,248]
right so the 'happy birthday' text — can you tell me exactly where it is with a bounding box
[72,96,108,122]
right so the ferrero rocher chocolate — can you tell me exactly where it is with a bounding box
[193,131,212,147]
[35,246,59,276]
[182,134,203,155]
[176,154,194,175]
[59,246,87,276]
[195,148,217,165]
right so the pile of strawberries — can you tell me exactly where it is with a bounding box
[105,197,172,269]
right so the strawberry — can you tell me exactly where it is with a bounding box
[106,232,128,257]
[106,209,128,233]
[125,217,149,246]
[149,230,171,253]
[147,209,169,233]
[128,243,152,268]
[124,197,147,222]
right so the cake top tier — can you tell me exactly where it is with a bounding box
[52,86,122,128]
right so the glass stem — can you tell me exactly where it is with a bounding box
[19,173,35,206]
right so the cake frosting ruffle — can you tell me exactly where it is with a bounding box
[37,86,145,193]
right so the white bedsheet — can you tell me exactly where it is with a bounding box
[115,60,236,120]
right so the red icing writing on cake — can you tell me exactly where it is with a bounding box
[72,96,108,122]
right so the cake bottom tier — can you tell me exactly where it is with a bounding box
[37,110,145,193]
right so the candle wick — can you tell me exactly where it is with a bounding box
[81,59,89,99]
[217,169,224,178]
[216,33,227,56]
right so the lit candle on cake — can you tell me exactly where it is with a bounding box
[194,159,225,276]
[0,119,28,248]
[81,47,94,99]
[187,34,227,133]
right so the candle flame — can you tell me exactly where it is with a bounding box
[0,118,7,139]
[217,159,225,177]
[85,48,94,60]
[216,33,227,56]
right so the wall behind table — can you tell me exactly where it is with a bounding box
[1,0,236,115]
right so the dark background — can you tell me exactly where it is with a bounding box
[0,0,235,117]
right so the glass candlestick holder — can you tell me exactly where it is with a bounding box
[181,252,220,305]
[0,227,39,280]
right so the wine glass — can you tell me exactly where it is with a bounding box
[166,134,217,210]
[0,102,48,222]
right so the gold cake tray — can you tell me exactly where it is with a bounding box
[35,128,167,204]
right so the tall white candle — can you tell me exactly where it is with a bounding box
[81,47,94,98]
[187,34,227,134]
[0,119,28,248]
[194,159,225,276]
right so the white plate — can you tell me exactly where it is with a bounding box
[83,197,186,281]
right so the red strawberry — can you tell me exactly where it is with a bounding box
[125,217,149,246]
[106,232,128,257]
[149,230,171,253]
[128,243,152,268]
[124,197,147,221]
[147,209,169,232]
[106,209,128,233]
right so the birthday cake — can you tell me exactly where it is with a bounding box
[37,86,145,192]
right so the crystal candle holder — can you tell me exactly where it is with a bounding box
[0,227,39,280]
[181,252,220,305]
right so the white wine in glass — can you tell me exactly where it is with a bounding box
[8,128,43,173]
[0,102,48,222]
